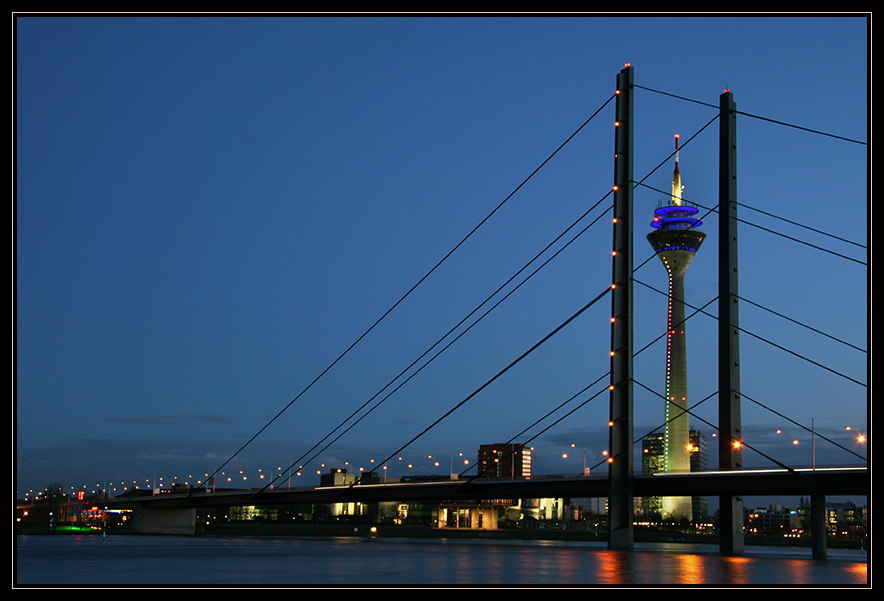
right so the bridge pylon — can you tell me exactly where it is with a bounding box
[608,64,635,550]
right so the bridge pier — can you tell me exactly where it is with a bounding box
[131,506,197,535]
[811,493,827,559]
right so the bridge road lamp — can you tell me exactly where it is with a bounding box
[569,443,590,476]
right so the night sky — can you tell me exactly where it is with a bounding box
[15,14,868,500]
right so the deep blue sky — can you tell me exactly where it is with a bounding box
[15,15,868,499]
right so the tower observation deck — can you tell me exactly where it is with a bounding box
[646,135,705,521]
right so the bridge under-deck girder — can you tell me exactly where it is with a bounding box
[108,467,867,509]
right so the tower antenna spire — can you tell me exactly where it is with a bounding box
[672,134,683,206]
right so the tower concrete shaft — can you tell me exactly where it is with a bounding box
[646,135,705,521]
[658,249,696,520]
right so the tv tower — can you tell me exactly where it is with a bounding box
[646,135,706,520]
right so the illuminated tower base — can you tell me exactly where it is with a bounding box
[646,136,705,521]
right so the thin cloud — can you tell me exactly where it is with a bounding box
[102,414,235,425]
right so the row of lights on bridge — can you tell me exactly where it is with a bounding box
[20,451,479,497]
[22,425,864,498]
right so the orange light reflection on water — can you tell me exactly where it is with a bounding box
[719,554,754,585]
[674,553,706,585]
[846,561,868,581]
[593,550,629,585]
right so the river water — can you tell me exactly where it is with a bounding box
[15,534,868,587]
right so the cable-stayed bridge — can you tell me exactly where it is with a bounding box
[106,66,868,558]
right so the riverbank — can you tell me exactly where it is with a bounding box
[199,522,866,550]
[16,521,866,551]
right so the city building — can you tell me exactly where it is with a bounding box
[640,432,665,517]
[641,429,707,520]
[689,429,708,519]
[646,135,706,521]
[745,505,795,536]
[477,443,532,480]
[793,499,868,539]
[822,501,867,538]
[319,468,357,487]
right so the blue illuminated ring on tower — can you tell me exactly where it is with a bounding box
[650,204,704,229]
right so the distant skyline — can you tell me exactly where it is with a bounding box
[15,14,868,501]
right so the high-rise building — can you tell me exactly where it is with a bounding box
[641,432,665,517]
[641,429,708,520]
[477,443,531,480]
[646,135,706,521]
[689,429,708,472]
[689,429,709,519]
[641,432,666,475]
[641,429,709,520]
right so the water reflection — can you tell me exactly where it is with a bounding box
[15,535,868,586]
[845,562,869,582]
[719,555,754,585]
[674,553,705,585]
[593,550,628,585]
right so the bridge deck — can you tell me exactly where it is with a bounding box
[106,467,868,509]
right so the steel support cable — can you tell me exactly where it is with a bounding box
[372,285,613,474]
[633,304,860,483]
[629,114,720,276]
[632,384,717,454]
[640,179,867,255]
[456,373,611,480]
[636,149,865,351]
[653,385,867,472]
[737,295,867,354]
[418,116,718,486]
[631,113,719,199]
[196,94,617,493]
[635,183,867,365]
[283,200,613,482]
[636,181,867,267]
[459,295,720,481]
[739,390,867,463]
[736,326,866,388]
[628,84,866,475]
[738,201,867,250]
[572,387,716,473]
[634,387,716,442]
[733,108,867,146]
[633,84,720,110]
[632,88,866,259]
[634,380,800,473]
[258,194,615,493]
[452,122,718,485]
[632,292,719,358]
[735,216,866,266]
[634,278,868,388]
[458,293,718,482]
[630,296,719,458]
[634,84,867,146]
[467,384,611,481]
[636,275,865,356]
[634,198,718,276]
